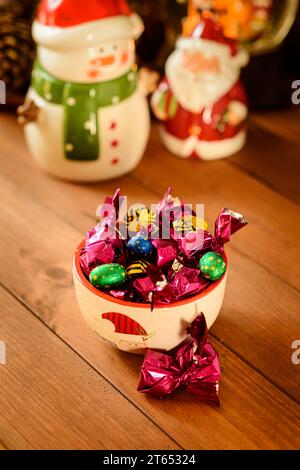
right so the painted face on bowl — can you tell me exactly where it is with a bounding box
[38,38,136,83]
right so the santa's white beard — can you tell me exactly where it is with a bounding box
[166,50,240,113]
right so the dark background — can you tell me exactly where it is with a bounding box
[0,0,299,109]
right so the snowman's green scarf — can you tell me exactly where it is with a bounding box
[32,61,138,161]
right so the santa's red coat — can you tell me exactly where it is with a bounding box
[160,78,247,142]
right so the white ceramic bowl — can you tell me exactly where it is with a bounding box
[73,241,228,354]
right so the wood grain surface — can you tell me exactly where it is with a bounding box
[0,110,299,450]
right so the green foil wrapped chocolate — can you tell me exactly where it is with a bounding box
[89,263,127,289]
[199,252,226,281]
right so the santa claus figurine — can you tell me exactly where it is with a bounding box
[18,0,154,182]
[151,17,249,160]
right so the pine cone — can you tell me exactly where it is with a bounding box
[0,1,38,97]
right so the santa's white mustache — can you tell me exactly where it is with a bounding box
[178,63,238,83]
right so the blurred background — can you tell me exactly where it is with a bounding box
[0,0,299,110]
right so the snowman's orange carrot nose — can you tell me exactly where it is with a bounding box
[91,56,115,67]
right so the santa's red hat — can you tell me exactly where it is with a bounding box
[178,18,248,66]
[33,0,144,51]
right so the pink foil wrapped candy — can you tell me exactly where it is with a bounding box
[88,188,124,248]
[179,208,247,258]
[79,240,114,277]
[138,314,220,406]
[133,276,156,302]
[152,281,176,306]
[152,239,178,268]
[169,267,210,300]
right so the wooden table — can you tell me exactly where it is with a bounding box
[0,108,299,450]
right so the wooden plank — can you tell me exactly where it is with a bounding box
[251,107,300,146]
[0,116,299,400]
[229,119,300,203]
[0,173,299,448]
[0,416,33,450]
[214,244,300,400]
[0,286,178,450]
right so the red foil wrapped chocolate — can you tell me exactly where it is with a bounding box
[138,314,220,406]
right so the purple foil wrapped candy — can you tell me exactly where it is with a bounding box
[133,276,156,302]
[79,240,114,277]
[179,208,247,258]
[87,188,124,248]
[138,314,220,406]
[152,239,178,268]
[169,267,210,300]
[152,281,175,306]
[154,187,188,239]
[107,289,135,302]
[213,208,247,250]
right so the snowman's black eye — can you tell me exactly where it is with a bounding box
[99,48,104,54]
[113,44,118,51]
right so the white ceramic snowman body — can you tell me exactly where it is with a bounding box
[23,13,150,182]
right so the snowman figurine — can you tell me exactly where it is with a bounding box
[18,0,152,182]
[152,16,249,160]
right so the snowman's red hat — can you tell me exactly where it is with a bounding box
[177,18,248,67]
[33,0,144,51]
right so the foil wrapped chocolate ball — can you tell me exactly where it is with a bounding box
[172,215,208,234]
[126,207,156,234]
[127,234,154,257]
[126,260,150,278]
[199,252,227,281]
[89,263,127,289]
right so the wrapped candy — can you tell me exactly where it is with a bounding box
[199,252,227,282]
[89,263,127,289]
[107,289,135,302]
[214,209,248,247]
[80,189,124,275]
[152,279,176,307]
[152,239,178,268]
[88,189,124,246]
[76,190,247,406]
[127,233,154,257]
[126,206,156,234]
[172,215,208,235]
[79,189,247,307]
[179,208,247,258]
[170,267,210,300]
[137,314,220,407]
[80,240,114,277]
[126,260,150,279]
[133,276,156,302]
